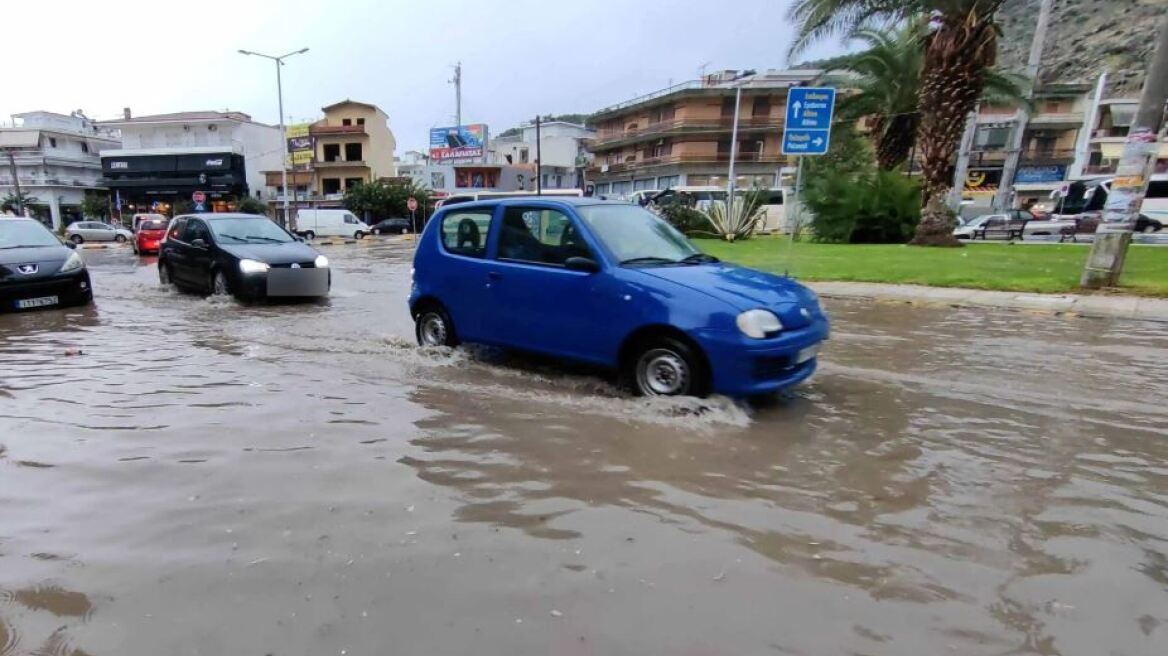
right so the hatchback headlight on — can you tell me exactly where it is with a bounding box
[59,251,85,273]
[314,255,329,268]
[239,259,270,274]
[736,309,783,339]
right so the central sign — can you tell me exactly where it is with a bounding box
[781,87,836,156]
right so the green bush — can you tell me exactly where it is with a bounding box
[657,202,708,235]
[236,196,269,216]
[806,170,921,244]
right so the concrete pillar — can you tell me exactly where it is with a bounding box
[1080,231,1132,289]
[48,193,62,231]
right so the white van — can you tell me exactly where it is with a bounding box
[293,209,367,240]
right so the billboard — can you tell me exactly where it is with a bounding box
[287,123,314,168]
[1016,164,1067,184]
[429,124,487,162]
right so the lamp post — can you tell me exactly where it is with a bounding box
[238,47,309,227]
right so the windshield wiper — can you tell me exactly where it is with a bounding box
[244,235,287,243]
[679,253,719,264]
[620,256,676,266]
[216,234,249,243]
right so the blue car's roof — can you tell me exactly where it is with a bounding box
[439,197,628,212]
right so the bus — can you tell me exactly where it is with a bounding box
[1054,176,1168,225]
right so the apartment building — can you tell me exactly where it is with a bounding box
[0,111,120,228]
[586,70,820,198]
[489,121,595,190]
[99,109,282,215]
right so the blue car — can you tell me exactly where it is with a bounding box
[409,198,829,397]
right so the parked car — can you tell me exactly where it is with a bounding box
[158,213,330,301]
[133,218,169,255]
[292,209,367,240]
[131,213,168,231]
[0,218,92,312]
[953,211,1074,239]
[409,198,829,398]
[369,217,412,235]
[1135,214,1163,233]
[65,221,133,244]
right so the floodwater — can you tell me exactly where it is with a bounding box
[2,240,1167,656]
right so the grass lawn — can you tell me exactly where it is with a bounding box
[698,238,1168,296]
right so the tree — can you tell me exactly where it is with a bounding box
[236,196,269,216]
[790,0,1008,245]
[828,19,1027,172]
[1,191,39,215]
[344,179,432,221]
[80,192,110,220]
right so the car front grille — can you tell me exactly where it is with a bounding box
[269,261,318,269]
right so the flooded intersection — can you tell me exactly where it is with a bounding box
[2,241,1166,655]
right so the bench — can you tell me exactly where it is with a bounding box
[1059,217,1099,243]
[973,219,1028,241]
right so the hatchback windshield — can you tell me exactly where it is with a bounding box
[0,220,62,248]
[209,218,293,244]
[576,204,704,265]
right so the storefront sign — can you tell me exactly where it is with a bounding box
[287,123,315,169]
[430,124,487,163]
[1016,165,1067,184]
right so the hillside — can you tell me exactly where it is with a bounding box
[996,0,1167,96]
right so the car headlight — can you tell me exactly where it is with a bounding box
[59,251,85,273]
[736,309,783,339]
[239,259,270,274]
[314,255,329,268]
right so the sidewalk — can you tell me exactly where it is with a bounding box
[809,281,1168,323]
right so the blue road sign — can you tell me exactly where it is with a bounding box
[782,87,836,156]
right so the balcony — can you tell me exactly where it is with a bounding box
[1084,159,1168,176]
[593,116,784,149]
[589,152,784,175]
[310,124,367,136]
[1019,148,1077,164]
[313,159,368,169]
[1028,112,1084,127]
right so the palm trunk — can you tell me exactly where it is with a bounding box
[911,3,1002,246]
[876,113,919,171]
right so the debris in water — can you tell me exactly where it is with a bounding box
[406,505,415,512]
[64,349,82,356]
[550,610,563,618]
[712,570,726,582]
[247,558,269,567]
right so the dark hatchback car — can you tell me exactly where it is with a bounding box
[369,217,412,235]
[0,218,92,312]
[158,213,330,301]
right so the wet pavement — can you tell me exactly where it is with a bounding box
[2,241,1167,656]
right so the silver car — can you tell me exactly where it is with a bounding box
[65,221,133,245]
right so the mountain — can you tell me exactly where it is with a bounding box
[996,0,1167,96]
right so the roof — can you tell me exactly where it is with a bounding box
[320,99,382,113]
[440,196,622,211]
[100,111,258,126]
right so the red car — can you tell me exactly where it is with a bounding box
[133,219,168,255]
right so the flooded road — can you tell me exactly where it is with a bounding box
[2,240,1167,656]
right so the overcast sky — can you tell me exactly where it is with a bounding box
[3,0,846,153]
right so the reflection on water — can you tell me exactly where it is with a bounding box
[1,243,1167,655]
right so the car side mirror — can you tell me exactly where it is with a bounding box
[565,256,600,273]
[191,238,208,249]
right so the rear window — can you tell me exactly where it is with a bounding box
[440,210,492,258]
[140,220,167,230]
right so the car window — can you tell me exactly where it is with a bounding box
[440,210,492,258]
[168,218,188,241]
[344,214,359,224]
[183,219,211,243]
[497,207,592,266]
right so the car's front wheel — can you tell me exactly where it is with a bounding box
[303,231,315,240]
[415,306,458,347]
[115,234,127,243]
[355,231,365,240]
[210,270,230,296]
[372,228,381,236]
[628,338,708,398]
[70,234,84,245]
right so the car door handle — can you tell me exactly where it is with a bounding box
[487,271,502,280]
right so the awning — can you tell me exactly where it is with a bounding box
[0,131,39,148]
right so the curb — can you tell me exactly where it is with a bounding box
[79,243,129,250]
[809,281,1168,324]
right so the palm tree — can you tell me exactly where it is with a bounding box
[830,19,1029,173]
[790,0,1007,245]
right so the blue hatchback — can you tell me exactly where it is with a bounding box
[409,198,829,397]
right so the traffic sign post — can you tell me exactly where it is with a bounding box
[192,190,207,213]
[407,196,419,241]
[781,88,835,275]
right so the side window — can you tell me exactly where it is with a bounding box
[344,214,359,224]
[183,219,210,243]
[498,207,591,266]
[440,210,492,258]
[168,218,188,242]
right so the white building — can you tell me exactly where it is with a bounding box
[488,121,595,190]
[98,110,282,215]
[0,111,120,228]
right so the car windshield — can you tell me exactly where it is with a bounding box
[208,218,293,244]
[576,204,702,265]
[0,220,62,248]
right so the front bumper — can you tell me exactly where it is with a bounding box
[695,316,830,397]
[0,270,93,312]
[234,268,331,300]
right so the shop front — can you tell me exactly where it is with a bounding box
[100,150,248,218]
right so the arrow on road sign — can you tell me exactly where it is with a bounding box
[813,137,824,147]
[793,101,802,118]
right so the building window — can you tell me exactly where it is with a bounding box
[356,118,365,126]
[687,175,713,186]
[595,183,610,195]
[342,118,352,126]
[322,178,342,195]
[344,177,363,189]
[657,175,680,189]
[752,97,771,117]
[554,175,563,188]
[652,142,671,158]
[81,142,89,154]
[49,137,58,148]
[323,144,341,162]
[721,97,736,117]
[974,127,1010,150]
[519,148,529,164]
[344,143,363,161]
[633,178,655,191]
[431,172,446,188]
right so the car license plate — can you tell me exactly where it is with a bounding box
[795,344,819,364]
[16,295,59,309]
[267,268,329,297]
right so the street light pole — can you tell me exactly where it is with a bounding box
[726,86,743,207]
[239,47,309,227]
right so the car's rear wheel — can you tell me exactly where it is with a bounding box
[70,234,84,245]
[628,338,708,398]
[210,270,229,296]
[115,234,127,243]
[159,262,172,286]
[415,306,458,347]
[304,231,315,240]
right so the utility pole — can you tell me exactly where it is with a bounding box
[996,0,1053,210]
[6,149,24,216]
[535,115,542,196]
[1081,13,1168,288]
[450,62,462,128]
